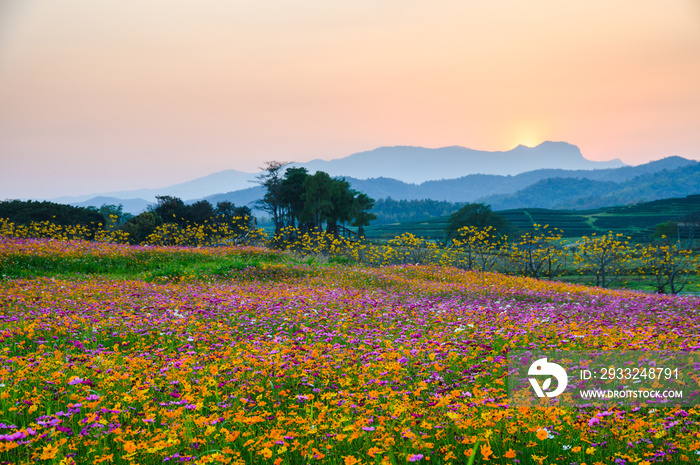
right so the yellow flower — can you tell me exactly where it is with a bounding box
[39,443,59,460]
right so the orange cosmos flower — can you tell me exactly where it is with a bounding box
[124,441,137,454]
[480,443,495,460]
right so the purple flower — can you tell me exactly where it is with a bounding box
[0,431,27,441]
[68,377,88,385]
[408,454,424,462]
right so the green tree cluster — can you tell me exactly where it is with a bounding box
[445,203,511,240]
[371,198,465,225]
[120,197,253,244]
[0,200,104,227]
[256,162,376,238]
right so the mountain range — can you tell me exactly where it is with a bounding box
[289,141,624,183]
[55,143,700,217]
[198,155,696,213]
[56,142,622,205]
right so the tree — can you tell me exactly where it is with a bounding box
[215,201,253,229]
[653,221,679,244]
[0,199,103,226]
[572,233,633,288]
[301,171,334,231]
[280,167,309,231]
[507,224,565,279]
[449,225,504,272]
[445,203,510,241]
[640,241,697,294]
[188,200,215,225]
[325,178,355,236]
[255,161,289,234]
[153,196,188,226]
[97,204,133,231]
[120,212,163,244]
[352,193,377,238]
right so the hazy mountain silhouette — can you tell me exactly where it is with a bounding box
[479,160,700,210]
[52,142,622,204]
[54,169,257,205]
[294,141,624,183]
[198,156,695,213]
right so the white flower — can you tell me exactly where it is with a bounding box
[562,445,571,450]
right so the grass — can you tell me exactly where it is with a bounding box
[0,240,299,283]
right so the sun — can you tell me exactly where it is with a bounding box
[515,134,542,148]
[506,121,548,149]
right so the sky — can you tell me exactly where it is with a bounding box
[1,0,699,199]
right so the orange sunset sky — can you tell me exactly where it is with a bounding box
[1,0,699,199]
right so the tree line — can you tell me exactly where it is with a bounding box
[256,162,376,237]
[371,198,465,225]
[0,198,253,245]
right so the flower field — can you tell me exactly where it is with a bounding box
[1,237,699,464]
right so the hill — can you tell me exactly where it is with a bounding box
[480,161,700,210]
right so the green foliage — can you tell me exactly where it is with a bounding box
[95,204,133,230]
[445,203,510,240]
[0,200,103,227]
[653,221,679,243]
[258,163,377,239]
[255,161,289,234]
[120,211,163,244]
[371,198,464,225]
[351,193,376,238]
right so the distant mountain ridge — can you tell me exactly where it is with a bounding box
[294,141,624,183]
[43,143,697,216]
[480,161,700,210]
[344,156,691,202]
[51,141,622,205]
[199,156,696,214]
